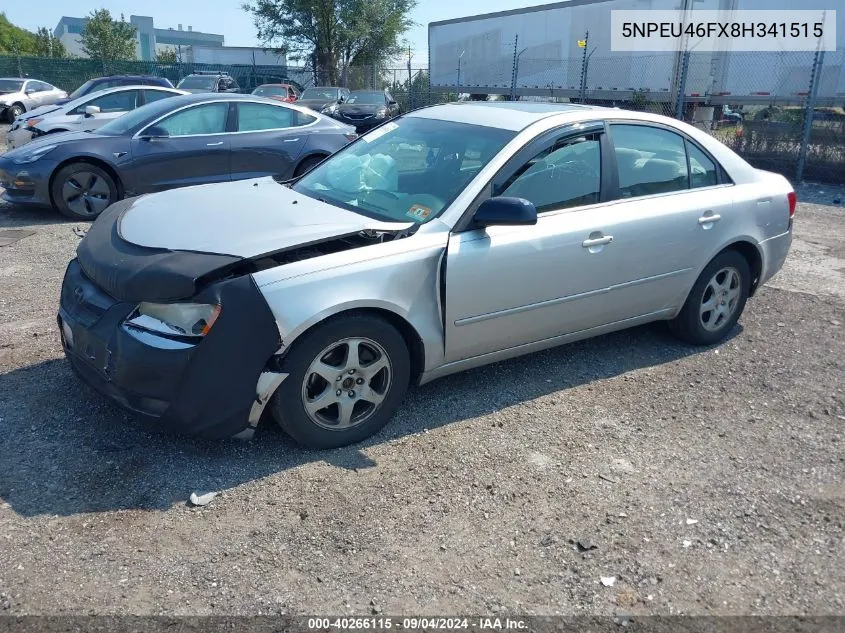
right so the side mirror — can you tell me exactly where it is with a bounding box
[84,105,101,116]
[473,196,537,228]
[140,125,169,140]
[338,96,345,103]
[388,99,397,106]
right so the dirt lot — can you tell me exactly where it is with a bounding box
[0,127,843,617]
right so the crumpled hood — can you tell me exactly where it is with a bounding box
[118,177,413,258]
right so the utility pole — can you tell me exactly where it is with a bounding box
[579,30,589,103]
[456,50,465,89]
[407,45,413,109]
[796,12,827,182]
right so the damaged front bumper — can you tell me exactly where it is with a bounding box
[59,215,284,439]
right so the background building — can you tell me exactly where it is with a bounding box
[53,15,225,61]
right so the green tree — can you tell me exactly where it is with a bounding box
[243,0,415,86]
[33,27,67,58]
[0,13,37,56]
[155,47,178,64]
[80,9,137,65]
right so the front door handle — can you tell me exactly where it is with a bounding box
[582,235,614,248]
[206,141,224,147]
[698,213,722,225]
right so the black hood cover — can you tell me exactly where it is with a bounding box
[76,200,242,303]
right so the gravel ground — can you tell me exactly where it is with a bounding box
[0,125,843,617]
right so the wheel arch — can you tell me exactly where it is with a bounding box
[721,240,763,296]
[48,156,125,207]
[293,152,329,177]
[277,305,427,387]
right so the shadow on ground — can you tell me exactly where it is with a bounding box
[0,322,736,517]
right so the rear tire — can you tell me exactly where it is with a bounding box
[669,250,751,345]
[51,162,119,220]
[293,155,326,177]
[270,314,411,449]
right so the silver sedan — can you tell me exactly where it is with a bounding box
[0,77,67,122]
[59,103,794,448]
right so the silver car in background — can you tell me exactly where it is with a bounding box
[7,85,187,149]
[0,77,67,122]
[59,103,794,449]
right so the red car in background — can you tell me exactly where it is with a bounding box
[251,83,300,103]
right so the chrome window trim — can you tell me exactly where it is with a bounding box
[132,99,321,139]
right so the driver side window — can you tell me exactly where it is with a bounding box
[498,133,602,212]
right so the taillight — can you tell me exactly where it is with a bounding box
[787,191,797,219]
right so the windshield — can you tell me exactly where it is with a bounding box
[292,117,515,224]
[301,88,338,101]
[0,79,24,93]
[178,76,217,90]
[253,85,286,97]
[68,79,96,99]
[346,92,385,105]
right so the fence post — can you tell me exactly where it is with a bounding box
[579,31,589,103]
[796,48,825,183]
[674,50,690,120]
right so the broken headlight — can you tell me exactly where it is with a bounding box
[125,302,221,338]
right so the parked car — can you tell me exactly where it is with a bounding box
[58,75,174,106]
[54,103,795,447]
[297,86,350,115]
[252,83,300,103]
[7,86,187,149]
[0,78,67,122]
[0,93,355,219]
[177,72,240,94]
[332,90,401,133]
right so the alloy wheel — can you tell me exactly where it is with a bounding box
[62,171,112,217]
[700,266,741,332]
[301,337,393,430]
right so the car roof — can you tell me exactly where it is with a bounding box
[95,75,160,79]
[408,102,606,131]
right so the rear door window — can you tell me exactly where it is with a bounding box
[686,141,719,189]
[610,124,689,198]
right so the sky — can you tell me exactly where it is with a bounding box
[2,0,559,63]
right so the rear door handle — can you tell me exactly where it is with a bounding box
[206,141,224,147]
[698,214,722,224]
[582,235,614,248]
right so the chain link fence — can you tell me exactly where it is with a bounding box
[2,50,843,184]
[0,55,312,94]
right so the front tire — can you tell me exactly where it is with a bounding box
[669,250,751,345]
[51,162,119,220]
[271,314,411,449]
[7,103,24,122]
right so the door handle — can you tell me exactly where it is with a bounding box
[206,141,224,147]
[698,214,722,224]
[582,235,614,248]
[282,137,301,143]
